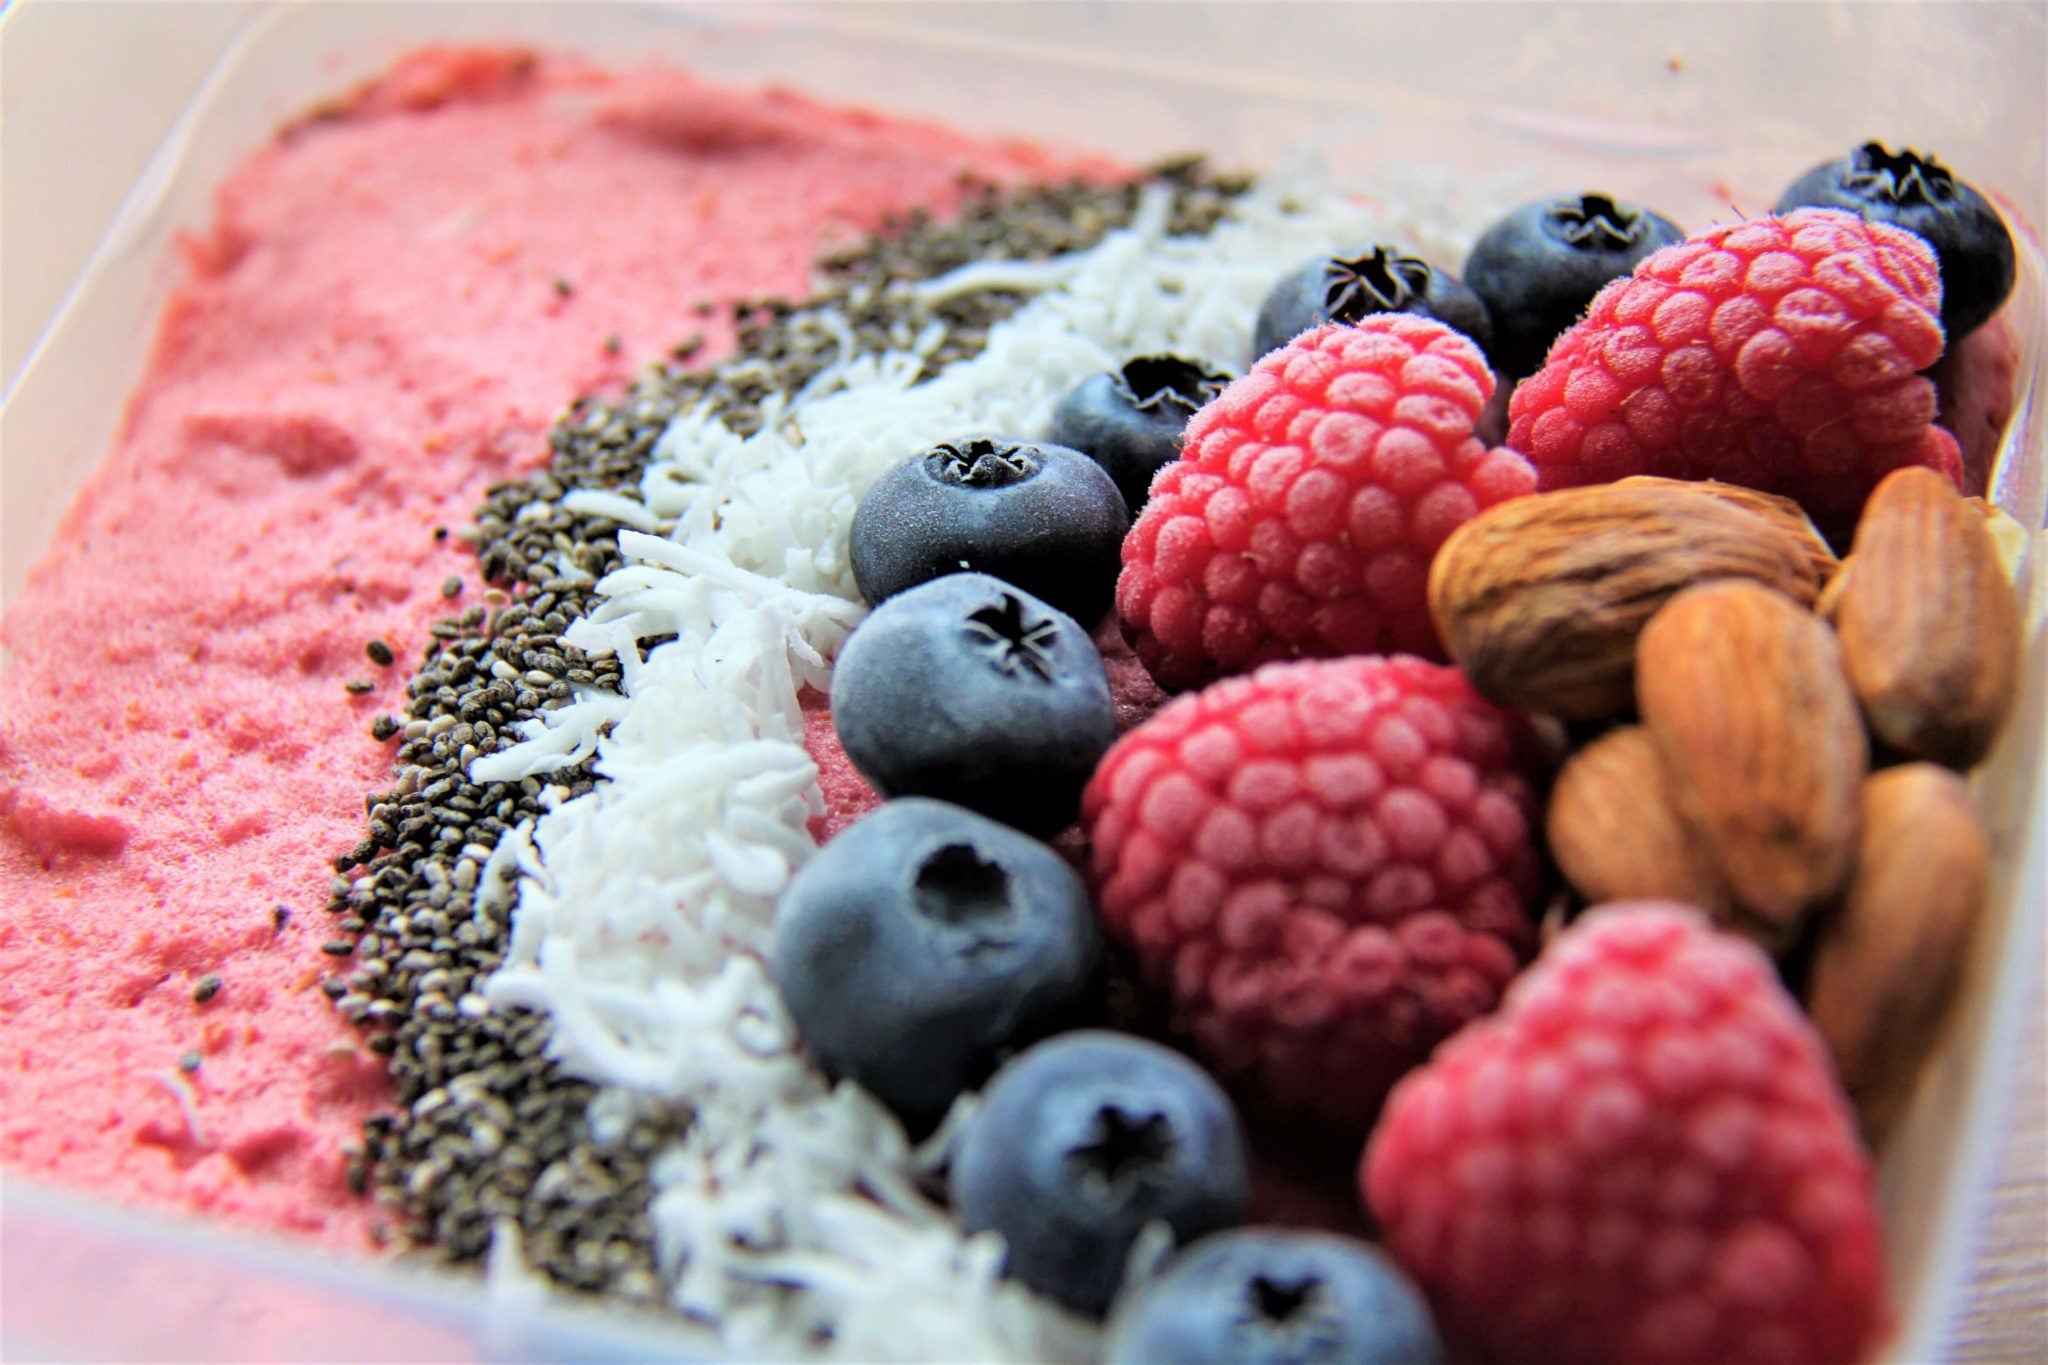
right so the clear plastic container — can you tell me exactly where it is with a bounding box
[2,3,2042,1359]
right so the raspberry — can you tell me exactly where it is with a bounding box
[1363,903,1886,1365]
[1507,207,1963,540]
[1116,316,1537,692]
[1081,655,1542,1132]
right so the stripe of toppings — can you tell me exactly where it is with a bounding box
[376,160,1509,1356]
[330,167,1249,1308]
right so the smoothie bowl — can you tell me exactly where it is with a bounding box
[2,4,2042,1361]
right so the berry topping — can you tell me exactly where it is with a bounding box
[1776,142,2017,340]
[1463,192,1685,378]
[850,437,1129,625]
[1506,207,1964,539]
[1050,355,1234,512]
[1363,903,1886,1365]
[1253,246,1494,363]
[1117,316,1537,692]
[951,1030,1251,1318]
[1082,655,1542,1131]
[1101,1228,1446,1365]
[830,573,1115,836]
[769,798,1101,1132]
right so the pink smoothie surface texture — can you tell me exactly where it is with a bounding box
[0,47,1113,1250]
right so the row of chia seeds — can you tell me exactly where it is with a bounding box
[327,163,1249,1301]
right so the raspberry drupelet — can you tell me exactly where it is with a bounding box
[1082,655,1544,1133]
[1507,207,1963,541]
[1117,316,1536,692]
[1363,902,1887,1365]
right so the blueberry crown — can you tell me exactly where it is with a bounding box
[1546,193,1645,250]
[1844,143,1957,207]
[963,593,1061,681]
[912,843,1017,954]
[1322,246,1432,318]
[1248,1274,1324,1328]
[1066,1102,1176,1199]
[1114,355,1230,417]
[927,438,1040,487]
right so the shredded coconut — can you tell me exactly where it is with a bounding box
[475,158,1515,1358]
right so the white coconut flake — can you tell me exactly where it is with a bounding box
[476,158,1517,1359]
[559,487,667,533]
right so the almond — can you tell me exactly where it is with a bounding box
[1660,477,1839,586]
[1831,466,2021,768]
[1806,763,1988,1141]
[1546,725,1729,916]
[1428,477,1835,719]
[1636,581,1867,948]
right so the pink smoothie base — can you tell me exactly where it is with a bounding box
[0,47,1116,1251]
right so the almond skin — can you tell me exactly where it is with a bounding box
[1429,477,1836,719]
[1664,478,1839,586]
[1831,466,2021,769]
[1806,764,1988,1141]
[1546,725,1729,916]
[1637,582,1868,948]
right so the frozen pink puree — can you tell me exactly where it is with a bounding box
[0,48,1116,1250]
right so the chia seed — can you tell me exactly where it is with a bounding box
[344,679,376,695]
[179,1051,203,1073]
[324,165,1246,1299]
[366,638,396,667]
[193,974,222,1004]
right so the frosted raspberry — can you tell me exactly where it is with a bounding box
[1117,316,1537,691]
[1363,903,1887,1365]
[1507,207,1963,539]
[1081,655,1542,1132]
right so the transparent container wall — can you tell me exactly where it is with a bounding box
[0,1177,710,1363]
[2,3,2042,1361]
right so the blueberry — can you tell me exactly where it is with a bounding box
[1775,142,2017,341]
[830,572,1115,836]
[1462,192,1685,378]
[849,438,1129,626]
[1252,246,1493,364]
[1102,1228,1446,1365]
[1049,355,1233,512]
[950,1030,1250,1318]
[770,798,1101,1132]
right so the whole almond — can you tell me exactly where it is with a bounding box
[1831,466,2020,768]
[1546,725,1729,916]
[1429,477,1836,719]
[1637,581,1867,947]
[1806,763,1988,1141]
[1655,477,1839,586]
